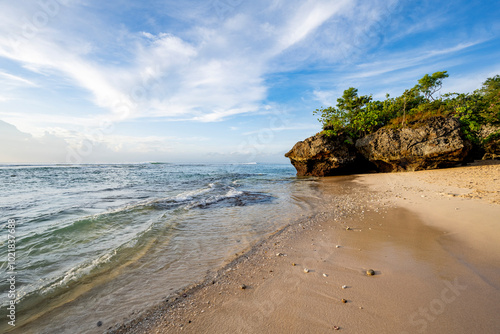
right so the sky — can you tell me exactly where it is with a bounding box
[0,0,499,164]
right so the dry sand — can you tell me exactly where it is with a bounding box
[109,160,500,334]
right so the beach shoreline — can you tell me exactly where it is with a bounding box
[109,160,500,334]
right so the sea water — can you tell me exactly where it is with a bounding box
[0,163,320,333]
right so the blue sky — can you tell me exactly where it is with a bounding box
[0,0,499,163]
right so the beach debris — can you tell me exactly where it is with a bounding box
[303,268,310,273]
[333,325,340,330]
[336,245,341,248]
[276,252,285,257]
[240,284,247,290]
[292,262,296,266]
[341,299,347,303]
[342,285,347,289]
[323,273,328,277]
[366,269,375,276]
[97,321,103,327]
[346,227,351,231]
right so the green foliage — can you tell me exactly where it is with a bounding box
[416,71,449,101]
[445,92,485,143]
[313,87,375,138]
[478,75,500,124]
[480,75,500,95]
[314,71,500,142]
[484,131,500,144]
[313,88,390,138]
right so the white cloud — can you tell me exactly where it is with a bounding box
[0,119,203,163]
[0,95,12,102]
[312,90,338,107]
[442,67,500,94]
[351,42,484,80]
[276,0,351,52]
[0,0,397,125]
[242,124,319,136]
[0,70,37,87]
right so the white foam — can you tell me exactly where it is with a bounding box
[225,188,243,198]
[174,186,214,202]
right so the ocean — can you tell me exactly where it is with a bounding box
[0,163,320,333]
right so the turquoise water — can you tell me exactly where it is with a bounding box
[0,163,319,333]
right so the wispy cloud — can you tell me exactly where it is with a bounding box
[0,0,403,124]
[0,70,37,87]
[351,41,485,80]
[242,124,319,136]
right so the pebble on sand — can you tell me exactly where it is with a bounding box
[366,269,375,276]
[97,321,103,327]
[341,299,347,303]
[240,284,247,290]
[303,268,310,273]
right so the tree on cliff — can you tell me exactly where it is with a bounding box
[416,71,449,101]
[313,88,386,139]
[313,71,499,142]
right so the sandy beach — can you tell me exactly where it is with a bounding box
[109,160,500,334]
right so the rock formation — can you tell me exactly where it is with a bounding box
[286,116,477,176]
[284,134,368,176]
[355,117,472,172]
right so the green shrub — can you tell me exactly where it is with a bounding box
[314,72,499,142]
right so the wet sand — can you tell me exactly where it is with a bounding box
[110,161,500,334]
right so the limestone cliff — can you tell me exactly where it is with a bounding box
[355,117,471,172]
[284,134,369,176]
[286,116,478,176]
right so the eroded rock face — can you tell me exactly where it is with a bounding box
[355,117,472,172]
[284,134,364,176]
